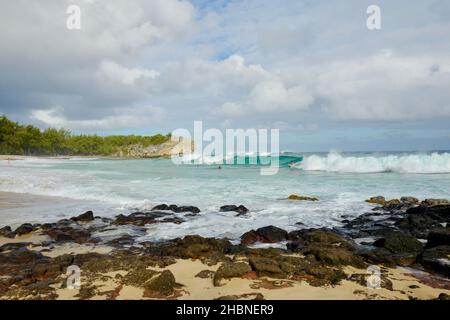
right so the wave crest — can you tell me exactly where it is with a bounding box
[298,152,450,173]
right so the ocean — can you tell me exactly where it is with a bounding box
[1,151,450,243]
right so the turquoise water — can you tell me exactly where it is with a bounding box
[1,151,450,241]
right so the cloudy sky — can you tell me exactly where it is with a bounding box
[1,0,450,151]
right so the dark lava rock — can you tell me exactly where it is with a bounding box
[122,268,158,286]
[14,223,34,236]
[249,257,285,278]
[418,245,450,277]
[0,247,49,266]
[113,211,171,226]
[151,204,170,211]
[340,212,400,238]
[357,248,397,267]
[438,293,450,300]
[157,235,234,264]
[426,228,450,248]
[0,242,32,252]
[176,206,201,214]
[406,205,450,222]
[241,226,287,245]
[373,232,423,254]
[195,270,215,279]
[144,270,176,297]
[71,211,94,222]
[161,217,185,224]
[396,214,441,238]
[151,204,200,214]
[213,262,252,286]
[287,229,365,268]
[304,247,366,268]
[220,205,249,216]
[288,228,354,250]
[44,226,91,244]
[106,235,136,247]
[0,226,15,238]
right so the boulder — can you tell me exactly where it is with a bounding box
[220,205,249,215]
[365,196,386,205]
[44,226,91,244]
[122,268,158,287]
[400,197,419,205]
[438,293,450,300]
[113,211,172,226]
[241,226,287,245]
[406,205,450,222]
[426,228,450,248]
[159,235,233,263]
[373,232,423,254]
[396,214,441,238]
[71,211,94,222]
[249,257,285,278]
[151,204,170,211]
[0,226,15,238]
[151,204,200,214]
[176,206,201,214]
[303,247,366,268]
[213,262,252,286]
[287,195,319,201]
[195,270,215,279]
[418,245,450,277]
[144,270,176,297]
[14,223,34,236]
[421,199,450,206]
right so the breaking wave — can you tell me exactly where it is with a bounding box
[298,152,450,173]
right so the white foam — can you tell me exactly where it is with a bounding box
[299,152,450,173]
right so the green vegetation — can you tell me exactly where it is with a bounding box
[0,116,170,156]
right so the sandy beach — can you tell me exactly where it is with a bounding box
[0,231,448,300]
[0,182,449,301]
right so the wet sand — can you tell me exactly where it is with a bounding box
[0,191,105,228]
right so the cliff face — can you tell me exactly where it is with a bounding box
[115,138,193,158]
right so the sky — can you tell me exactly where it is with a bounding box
[0,0,450,152]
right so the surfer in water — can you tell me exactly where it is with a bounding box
[288,161,295,168]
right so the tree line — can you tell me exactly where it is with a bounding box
[0,116,170,156]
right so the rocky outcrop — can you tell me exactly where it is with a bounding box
[116,137,193,158]
[143,270,176,297]
[241,226,288,245]
[14,223,34,236]
[418,246,450,277]
[71,211,94,222]
[287,195,319,201]
[151,204,200,214]
[213,262,252,286]
[113,211,184,226]
[426,228,450,248]
[220,205,249,216]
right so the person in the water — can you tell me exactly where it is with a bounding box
[218,165,222,170]
[288,161,295,168]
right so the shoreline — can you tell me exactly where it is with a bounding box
[0,194,449,300]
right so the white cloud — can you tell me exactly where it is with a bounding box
[31,106,164,131]
[314,50,450,120]
[97,60,159,86]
